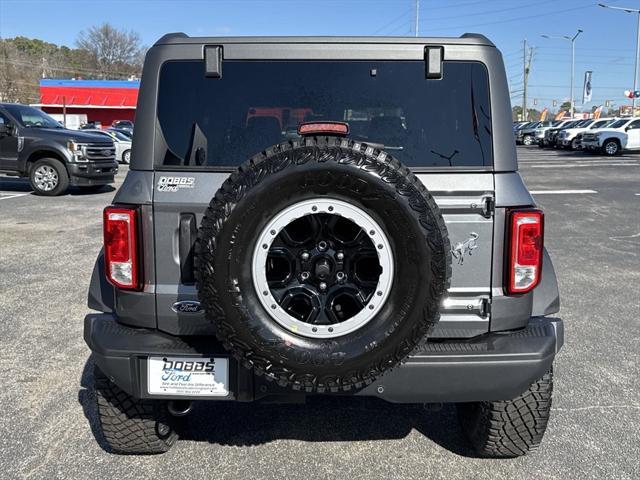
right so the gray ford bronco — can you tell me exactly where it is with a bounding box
[84,34,563,457]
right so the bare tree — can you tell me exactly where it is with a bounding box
[0,41,40,103]
[76,23,144,78]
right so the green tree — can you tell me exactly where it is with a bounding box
[512,105,523,121]
[559,101,571,111]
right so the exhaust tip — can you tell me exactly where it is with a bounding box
[168,400,193,417]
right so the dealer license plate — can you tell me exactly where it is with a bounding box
[147,356,229,396]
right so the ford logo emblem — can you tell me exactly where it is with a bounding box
[101,149,112,156]
[171,300,202,313]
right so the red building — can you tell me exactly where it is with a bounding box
[37,78,139,127]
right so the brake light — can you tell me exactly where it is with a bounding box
[103,206,140,290]
[506,209,544,294]
[298,121,349,136]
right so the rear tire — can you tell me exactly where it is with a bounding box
[94,366,178,454]
[122,149,131,164]
[523,135,534,146]
[602,139,620,156]
[457,369,553,458]
[29,158,69,196]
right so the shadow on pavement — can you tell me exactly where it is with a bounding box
[78,357,477,457]
[0,176,115,196]
[78,357,112,453]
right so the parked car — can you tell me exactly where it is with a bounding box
[582,117,640,155]
[515,121,541,145]
[0,103,117,195]
[557,118,616,150]
[82,128,132,164]
[539,119,578,148]
[109,128,132,141]
[533,120,563,145]
[84,33,562,457]
[572,118,618,150]
[80,121,103,130]
[111,120,134,135]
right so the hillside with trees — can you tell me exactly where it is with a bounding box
[0,23,145,104]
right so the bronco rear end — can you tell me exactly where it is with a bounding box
[85,34,562,457]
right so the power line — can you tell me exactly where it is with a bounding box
[420,0,557,23]
[426,3,603,33]
[0,58,137,78]
[372,7,413,35]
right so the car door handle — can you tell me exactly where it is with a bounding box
[179,213,197,284]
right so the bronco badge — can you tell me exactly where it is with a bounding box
[451,232,479,265]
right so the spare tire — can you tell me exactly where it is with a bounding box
[195,136,450,393]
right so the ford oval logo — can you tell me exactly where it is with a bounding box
[101,149,112,156]
[171,300,202,314]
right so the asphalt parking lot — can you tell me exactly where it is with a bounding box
[1,147,638,479]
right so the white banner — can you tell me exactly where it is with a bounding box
[583,71,593,103]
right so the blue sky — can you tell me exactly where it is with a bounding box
[0,0,638,111]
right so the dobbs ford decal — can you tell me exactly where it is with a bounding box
[148,356,229,396]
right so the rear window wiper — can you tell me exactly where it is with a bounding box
[363,141,404,151]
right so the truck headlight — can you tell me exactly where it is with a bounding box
[67,141,87,162]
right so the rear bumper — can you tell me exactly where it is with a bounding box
[84,314,563,403]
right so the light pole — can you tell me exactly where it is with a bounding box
[542,29,583,118]
[598,3,640,115]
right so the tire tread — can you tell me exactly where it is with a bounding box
[94,366,178,454]
[458,369,553,458]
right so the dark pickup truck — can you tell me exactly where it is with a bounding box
[0,103,118,195]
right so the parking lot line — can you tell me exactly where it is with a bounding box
[527,163,640,168]
[529,190,597,194]
[0,193,30,200]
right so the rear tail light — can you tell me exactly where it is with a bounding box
[103,205,140,290]
[506,209,544,295]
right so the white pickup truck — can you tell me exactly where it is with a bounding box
[581,117,640,155]
[557,118,615,150]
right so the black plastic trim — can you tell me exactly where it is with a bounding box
[87,251,114,313]
[532,248,561,316]
[85,314,562,403]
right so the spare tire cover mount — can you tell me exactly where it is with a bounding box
[252,197,394,339]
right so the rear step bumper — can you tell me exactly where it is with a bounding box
[84,314,563,403]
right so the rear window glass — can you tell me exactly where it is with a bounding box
[157,60,493,169]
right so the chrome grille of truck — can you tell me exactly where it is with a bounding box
[81,143,116,161]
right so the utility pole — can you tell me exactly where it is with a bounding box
[542,29,583,118]
[598,4,640,115]
[415,0,420,37]
[41,57,50,79]
[522,40,533,121]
